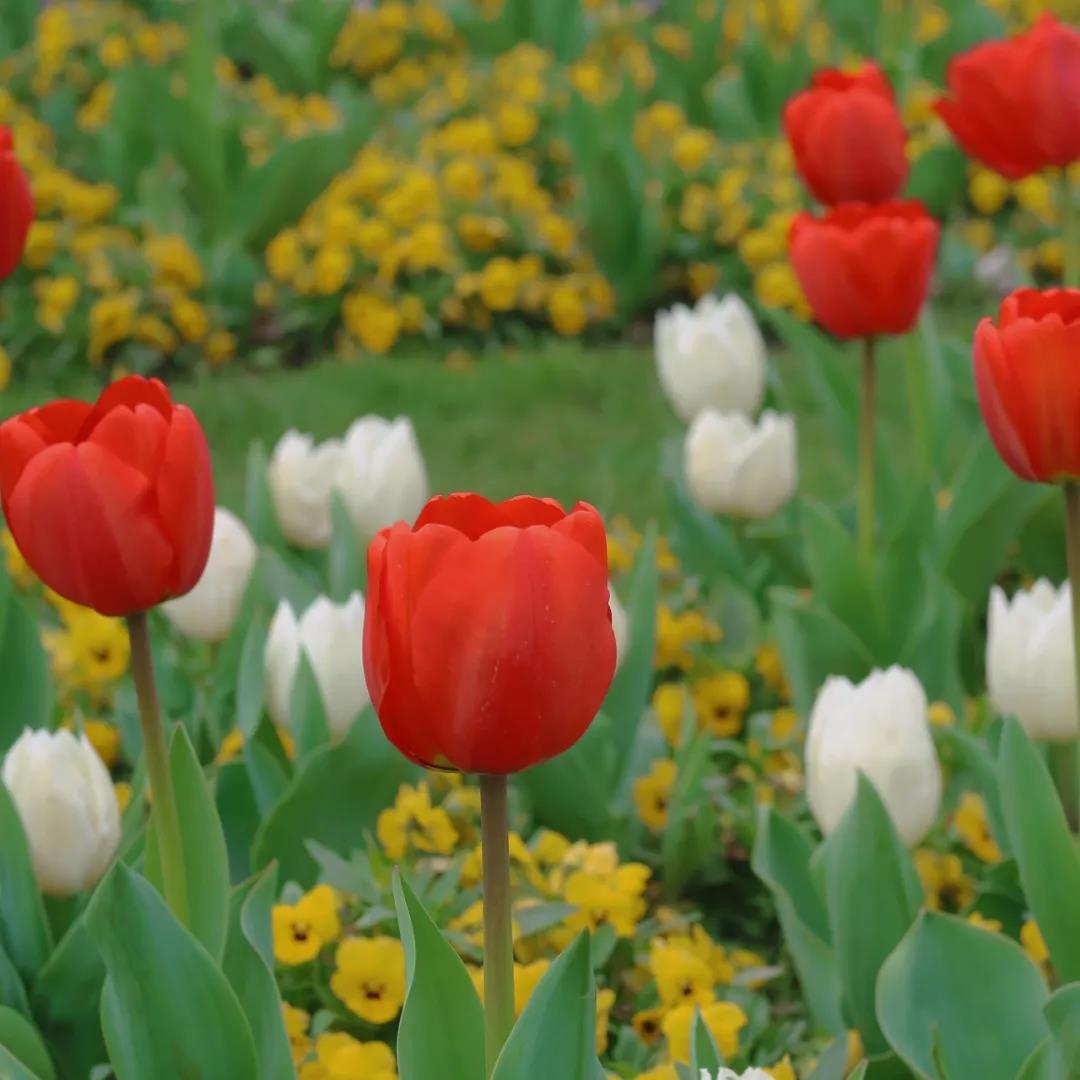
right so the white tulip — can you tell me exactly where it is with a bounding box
[684,409,797,519]
[609,584,629,669]
[265,593,369,739]
[2,728,120,897]
[655,293,767,422]
[806,666,942,847]
[267,430,344,549]
[335,415,428,540]
[987,580,1077,741]
[161,508,257,642]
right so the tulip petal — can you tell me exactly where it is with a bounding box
[414,493,566,538]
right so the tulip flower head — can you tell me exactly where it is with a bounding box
[364,493,617,774]
[974,289,1080,483]
[784,64,909,206]
[0,126,33,282]
[0,376,214,616]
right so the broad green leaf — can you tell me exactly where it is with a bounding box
[243,442,282,547]
[752,807,844,1034]
[234,615,269,738]
[997,719,1080,982]
[0,1044,40,1080]
[222,869,293,1080]
[0,941,27,1018]
[689,1010,724,1075]
[0,1006,55,1080]
[288,653,330,761]
[806,1036,850,1080]
[253,712,418,885]
[328,493,364,604]
[86,864,259,1080]
[0,584,52,754]
[820,775,922,1053]
[0,783,52,981]
[393,873,484,1080]
[216,761,261,883]
[492,932,598,1080]
[877,912,1050,1080]
[1044,983,1080,1077]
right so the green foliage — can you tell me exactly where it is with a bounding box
[0,785,52,984]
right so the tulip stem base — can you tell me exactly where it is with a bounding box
[480,773,515,1076]
[1063,483,1080,832]
[1063,169,1079,289]
[858,337,878,571]
[126,611,189,925]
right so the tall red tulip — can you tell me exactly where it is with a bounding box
[789,201,939,340]
[974,288,1080,483]
[364,493,617,774]
[0,126,33,281]
[0,376,214,616]
[783,64,909,205]
[936,15,1080,180]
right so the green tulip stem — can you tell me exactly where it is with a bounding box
[480,773,515,1077]
[858,336,878,571]
[126,611,189,925]
[1062,480,1080,832]
[1062,168,1079,289]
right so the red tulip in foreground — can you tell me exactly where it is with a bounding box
[789,200,939,341]
[936,15,1080,181]
[0,126,34,282]
[364,492,617,775]
[783,64,908,206]
[0,376,214,616]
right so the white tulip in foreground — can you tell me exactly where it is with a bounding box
[162,507,258,642]
[609,584,629,669]
[806,666,942,847]
[267,430,344,549]
[655,293,767,422]
[265,593,369,739]
[987,579,1077,741]
[684,409,797,519]
[335,415,428,543]
[3,728,120,896]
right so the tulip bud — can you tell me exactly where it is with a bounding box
[609,584,629,669]
[655,294,767,423]
[684,409,797,519]
[267,431,345,549]
[987,580,1077,741]
[334,416,428,543]
[806,666,942,847]
[2,728,120,897]
[161,508,257,642]
[265,593,369,739]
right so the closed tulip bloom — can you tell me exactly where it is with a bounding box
[806,666,942,847]
[684,409,797,519]
[784,64,909,205]
[655,294,767,422]
[936,15,1080,179]
[973,289,1080,483]
[335,416,428,543]
[987,580,1076,741]
[0,127,33,281]
[3,728,120,897]
[267,430,344,549]
[161,507,257,642]
[364,493,617,774]
[0,376,214,616]
[265,593,369,739]
[789,201,939,340]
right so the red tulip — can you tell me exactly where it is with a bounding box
[783,64,909,205]
[0,126,33,281]
[789,201,939,340]
[364,493,617,774]
[0,377,214,616]
[974,289,1080,483]
[936,15,1080,180]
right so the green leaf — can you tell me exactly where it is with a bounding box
[492,932,598,1080]
[806,1036,850,1080]
[0,1045,41,1080]
[86,863,259,1080]
[688,1010,724,1075]
[752,807,844,1034]
[243,442,283,547]
[0,584,52,754]
[393,873,484,1080]
[1044,983,1080,1077]
[661,731,715,895]
[877,911,1050,1080]
[0,1007,55,1080]
[253,712,418,885]
[222,868,294,1080]
[997,719,1080,983]
[0,941,27,1019]
[328,493,364,604]
[0,783,52,982]
[820,775,922,1053]
[234,616,269,738]
[146,727,230,960]
[288,653,330,761]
